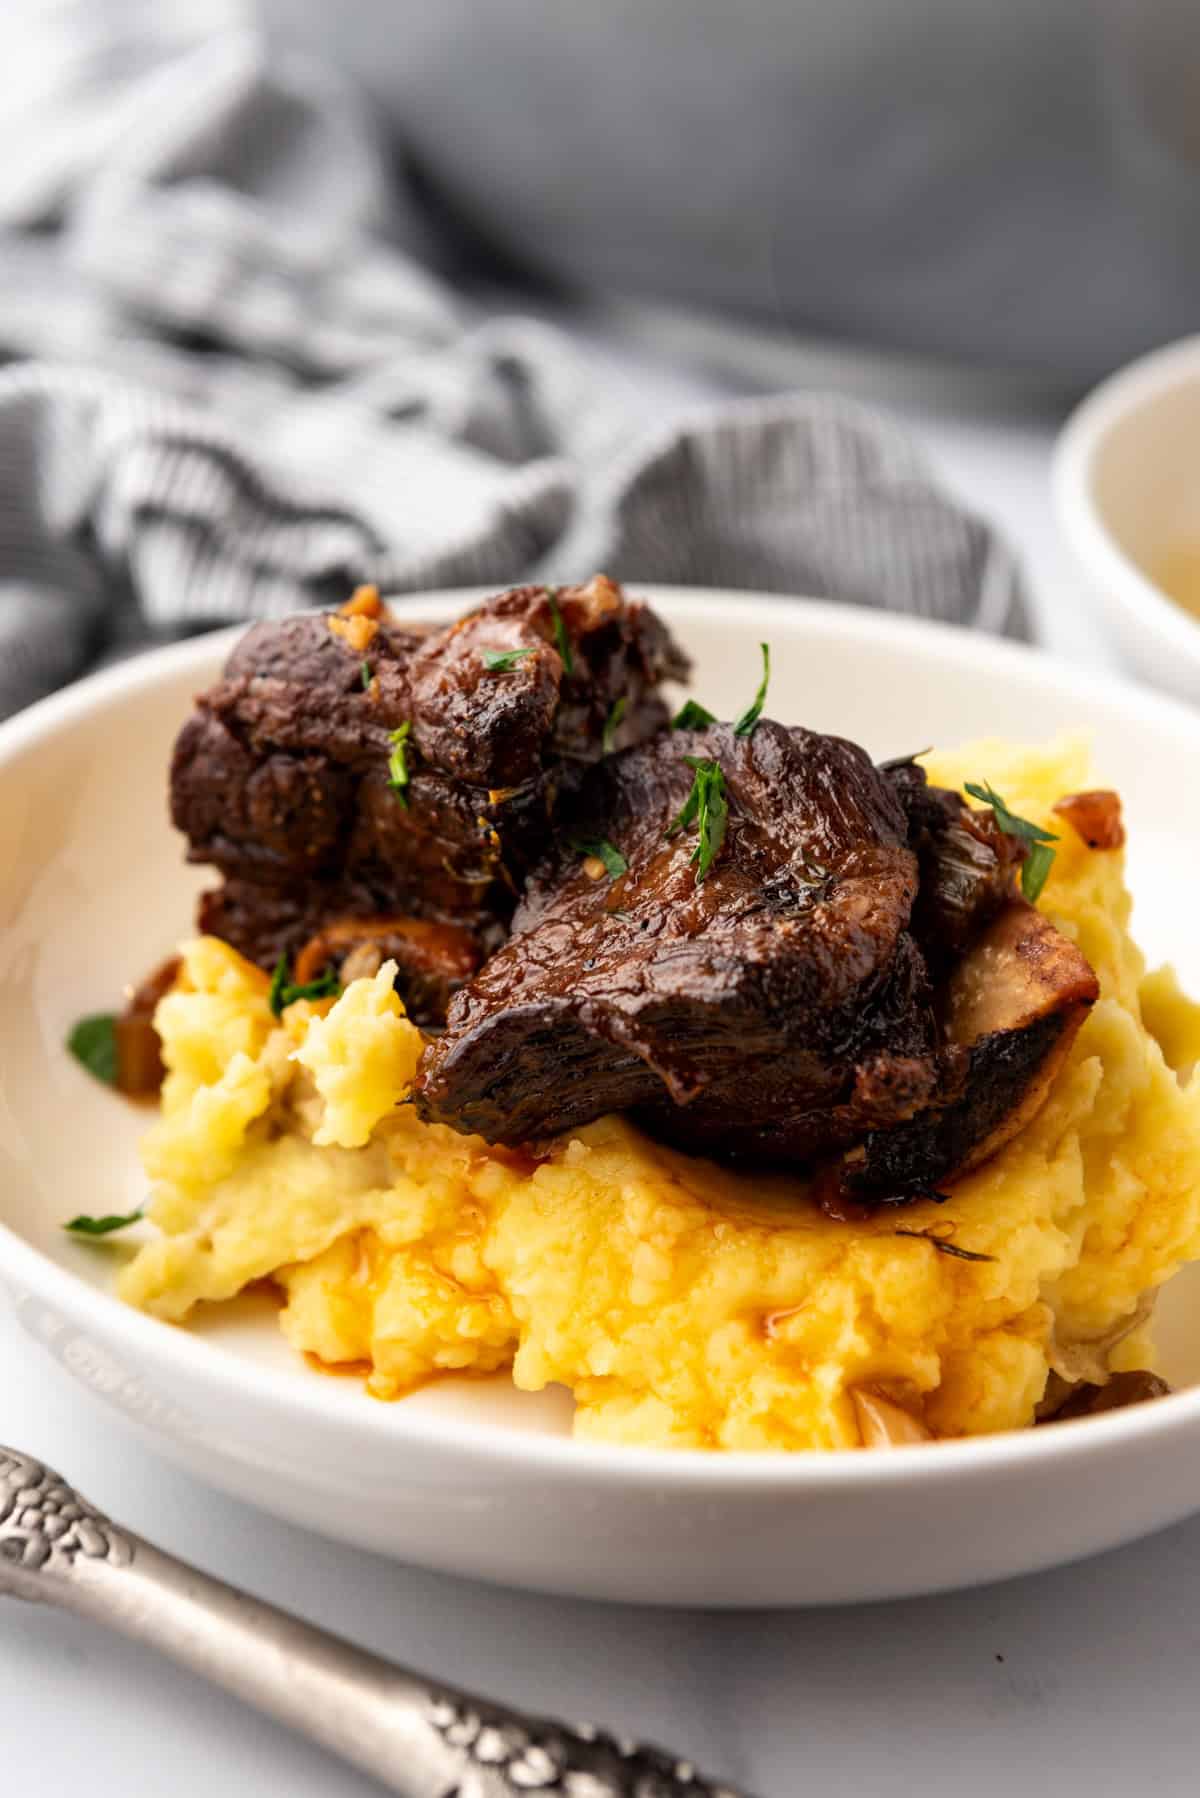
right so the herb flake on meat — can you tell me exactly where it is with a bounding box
[1018,841,1057,904]
[964,781,1059,902]
[667,756,729,881]
[481,646,536,673]
[602,695,627,754]
[570,837,628,878]
[360,660,372,690]
[386,720,413,805]
[672,698,717,730]
[733,642,771,737]
[67,1014,119,1086]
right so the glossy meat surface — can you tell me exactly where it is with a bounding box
[415,729,1099,1196]
[172,579,687,1012]
[886,755,1025,967]
[171,586,1102,1201]
[416,721,937,1155]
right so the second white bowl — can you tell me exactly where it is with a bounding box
[1054,335,1200,706]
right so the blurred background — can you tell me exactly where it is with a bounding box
[264,0,1200,384]
[7,10,1200,1793]
[1,0,1198,712]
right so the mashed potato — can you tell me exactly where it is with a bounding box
[120,735,1200,1450]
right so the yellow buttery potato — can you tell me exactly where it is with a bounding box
[120,737,1200,1450]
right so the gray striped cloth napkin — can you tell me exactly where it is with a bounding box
[0,2,1028,721]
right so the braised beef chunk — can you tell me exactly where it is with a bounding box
[414,723,1099,1196]
[173,582,1103,1199]
[416,721,936,1154]
[402,578,686,785]
[181,731,561,920]
[171,708,356,882]
[172,578,688,1018]
[193,576,682,789]
[885,756,1024,966]
[849,898,1098,1197]
[222,612,430,766]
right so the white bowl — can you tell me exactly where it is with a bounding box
[1054,334,1200,705]
[3,589,1200,1608]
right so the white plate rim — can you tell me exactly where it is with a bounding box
[3,584,1200,1495]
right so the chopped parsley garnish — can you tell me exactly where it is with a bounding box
[670,644,771,737]
[733,642,771,737]
[570,837,628,878]
[672,698,717,730]
[65,1206,145,1238]
[481,646,536,673]
[964,781,1059,903]
[602,695,627,754]
[386,721,413,805]
[361,660,372,690]
[67,1014,119,1085]
[546,588,573,675]
[268,957,342,1018]
[667,756,729,881]
[1018,842,1058,904]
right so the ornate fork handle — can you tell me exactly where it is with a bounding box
[0,1447,751,1797]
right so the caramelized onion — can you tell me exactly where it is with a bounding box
[326,612,378,654]
[851,1386,933,1447]
[1041,1369,1171,1422]
[338,584,384,619]
[1052,789,1125,851]
[115,954,181,1098]
[292,915,483,1028]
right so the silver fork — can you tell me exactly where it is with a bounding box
[0,1445,753,1797]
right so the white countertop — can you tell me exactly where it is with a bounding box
[4,343,1193,1798]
